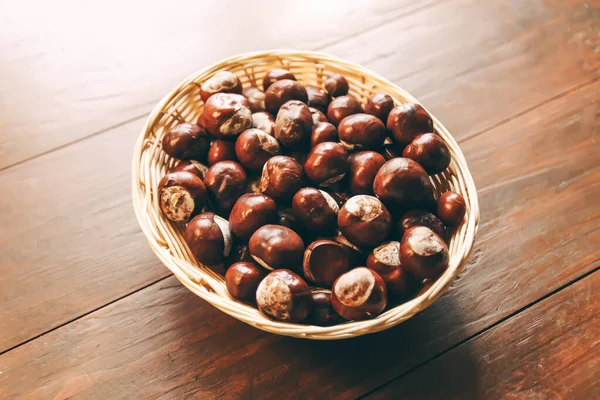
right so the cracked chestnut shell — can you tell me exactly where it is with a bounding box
[306,85,330,113]
[348,151,386,195]
[225,261,267,301]
[331,267,387,320]
[243,87,266,113]
[310,290,343,326]
[274,100,313,149]
[259,155,304,201]
[292,188,339,232]
[324,74,349,97]
[252,112,275,136]
[365,93,394,123]
[162,123,210,161]
[199,93,252,139]
[203,161,247,215]
[200,71,242,102]
[170,160,208,179]
[437,191,466,226]
[373,157,434,211]
[249,225,305,271]
[338,195,392,248]
[403,133,451,175]
[397,210,446,241]
[265,79,308,115]
[235,128,281,171]
[208,140,237,165]
[229,193,278,241]
[256,269,311,322]
[185,212,232,266]
[311,122,338,148]
[309,107,329,125]
[400,226,449,279]
[263,69,296,91]
[304,142,349,187]
[327,95,362,127]
[367,241,420,297]
[387,103,433,146]
[158,171,206,222]
[303,239,350,287]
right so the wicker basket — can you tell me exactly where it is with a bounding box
[132,50,480,340]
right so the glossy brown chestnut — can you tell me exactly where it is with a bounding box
[400,226,449,278]
[338,195,392,248]
[185,212,232,266]
[331,267,387,320]
[387,102,433,146]
[243,87,266,113]
[324,73,349,97]
[311,122,338,148]
[158,171,206,222]
[203,161,247,214]
[338,113,387,151]
[309,107,329,125]
[262,69,296,91]
[251,111,275,136]
[162,123,210,161]
[292,188,339,232]
[274,100,313,149]
[327,95,363,127]
[199,71,242,102]
[249,225,305,271]
[303,240,350,286]
[437,191,466,226]
[396,210,446,241]
[305,85,330,113]
[264,79,308,115]
[225,261,267,301]
[365,93,394,123]
[258,155,304,201]
[229,193,278,241]
[199,93,252,139]
[366,241,420,297]
[304,142,349,187]
[348,151,386,195]
[207,140,237,165]
[403,133,451,175]
[373,157,434,210]
[170,160,208,179]
[235,128,281,171]
[310,290,343,326]
[256,269,311,322]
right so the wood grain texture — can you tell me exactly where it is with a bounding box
[366,271,600,400]
[1,76,597,399]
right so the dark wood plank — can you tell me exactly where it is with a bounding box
[1,78,598,398]
[0,0,441,169]
[366,271,600,400]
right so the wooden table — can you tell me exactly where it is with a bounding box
[1,1,598,398]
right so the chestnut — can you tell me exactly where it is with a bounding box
[235,128,281,171]
[400,226,449,278]
[387,103,433,146]
[324,73,349,97]
[403,133,451,175]
[199,93,252,139]
[327,95,362,127]
[208,140,237,165]
[162,123,210,161]
[310,290,343,326]
[331,267,387,320]
[309,107,329,125]
[437,191,466,226]
[305,85,331,113]
[249,225,305,271]
[158,171,206,222]
[256,269,311,322]
[203,161,247,215]
[252,111,275,136]
[259,155,304,201]
[243,87,266,113]
[303,239,350,286]
[225,261,267,301]
[264,79,308,115]
[170,160,208,179]
[348,151,386,195]
[396,210,446,241]
[311,122,338,148]
[338,195,392,248]
[185,212,232,266]
[365,93,394,123]
[366,241,420,297]
[274,100,313,148]
[304,142,349,186]
[373,157,434,211]
[200,71,242,102]
[229,193,277,241]
[262,69,296,91]
[292,188,339,232]
[338,114,387,151]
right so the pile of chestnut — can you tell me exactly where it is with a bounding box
[158,68,467,326]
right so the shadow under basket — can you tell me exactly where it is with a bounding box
[132,50,480,340]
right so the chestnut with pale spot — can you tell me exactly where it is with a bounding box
[437,191,466,226]
[203,161,247,215]
[251,112,275,136]
[387,102,433,146]
[207,140,237,166]
[249,225,305,271]
[305,85,330,113]
[199,71,242,102]
[199,93,252,139]
[396,210,446,242]
[327,95,363,127]
[185,212,233,266]
[265,79,308,115]
[400,226,449,279]
[403,133,451,175]
[348,151,386,195]
[292,188,339,232]
[258,156,304,201]
[303,239,350,287]
[170,160,208,180]
[373,157,434,211]
[225,261,267,301]
[331,267,387,320]
[256,269,312,322]
[229,193,278,241]
[304,142,349,187]
[338,113,387,151]
[310,289,343,326]
[338,195,392,248]
[162,123,211,161]
[262,69,296,91]
[158,171,206,222]
[274,100,313,149]
[365,93,394,123]
[243,87,266,113]
[235,128,281,171]
[324,73,349,97]
[367,241,421,297]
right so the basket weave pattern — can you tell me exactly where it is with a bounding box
[132,50,480,340]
